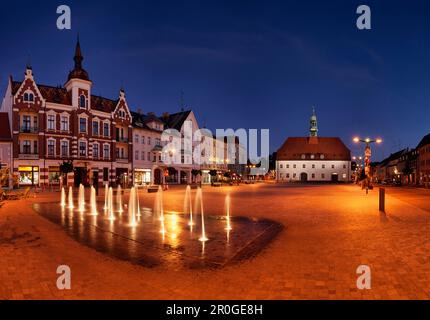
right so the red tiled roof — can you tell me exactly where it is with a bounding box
[0,113,12,142]
[11,81,118,113]
[277,137,351,161]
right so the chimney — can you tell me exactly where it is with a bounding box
[162,112,170,120]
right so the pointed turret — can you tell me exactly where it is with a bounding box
[68,36,90,81]
[309,107,318,137]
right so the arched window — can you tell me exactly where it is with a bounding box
[79,95,86,109]
[23,91,35,102]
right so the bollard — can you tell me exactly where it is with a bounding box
[379,187,385,212]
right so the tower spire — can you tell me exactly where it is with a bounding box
[74,35,83,69]
[68,35,90,81]
[309,106,318,137]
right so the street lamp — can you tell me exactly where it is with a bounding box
[353,136,382,181]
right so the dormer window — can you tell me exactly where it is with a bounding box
[79,95,86,109]
[24,92,34,102]
[118,110,126,119]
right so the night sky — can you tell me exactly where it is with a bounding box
[1,0,429,161]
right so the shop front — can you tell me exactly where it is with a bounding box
[134,169,151,186]
[202,170,211,184]
[48,166,61,186]
[18,166,39,186]
[116,168,129,187]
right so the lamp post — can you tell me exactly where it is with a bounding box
[353,137,382,182]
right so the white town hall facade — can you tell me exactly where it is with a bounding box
[276,109,352,182]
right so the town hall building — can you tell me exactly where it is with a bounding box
[276,109,352,182]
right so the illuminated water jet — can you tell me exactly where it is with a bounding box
[128,187,138,227]
[78,184,85,213]
[103,184,108,210]
[195,188,208,242]
[184,185,194,227]
[225,194,232,231]
[60,187,66,207]
[117,185,123,213]
[68,186,74,209]
[90,186,98,216]
[107,187,115,221]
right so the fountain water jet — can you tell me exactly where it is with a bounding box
[225,194,232,231]
[128,187,138,227]
[184,185,194,227]
[195,188,208,242]
[117,185,123,213]
[90,186,98,216]
[103,184,108,210]
[156,186,166,234]
[107,187,115,221]
[68,186,74,209]
[78,184,85,213]
[60,187,66,207]
[135,186,141,217]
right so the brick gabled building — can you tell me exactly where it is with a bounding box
[0,39,133,187]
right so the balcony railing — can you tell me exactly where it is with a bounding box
[20,126,39,134]
[116,137,129,143]
[116,156,129,163]
[18,152,39,159]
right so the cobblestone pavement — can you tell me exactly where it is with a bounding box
[1,183,430,300]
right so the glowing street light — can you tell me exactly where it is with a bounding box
[353,136,383,184]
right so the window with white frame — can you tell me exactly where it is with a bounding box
[79,95,86,109]
[47,114,55,130]
[92,121,99,136]
[60,115,69,131]
[23,91,34,102]
[79,141,87,157]
[93,143,99,158]
[141,151,145,161]
[22,140,31,154]
[135,150,139,160]
[103,123,110,137]
[79,117,87,133]
[47,139,55,156]
[61,140,69,157]
[141,135,145,144]
[103,144,110,159]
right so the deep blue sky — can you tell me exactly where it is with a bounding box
[1,0,429,160]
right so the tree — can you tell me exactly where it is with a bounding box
[209,170,218,182]
[59,160,73,186]
[191,169,202,177]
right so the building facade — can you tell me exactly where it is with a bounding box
[417,133,430,185]
[131,111,165,186]
[276,110,351,182]
[0,40,133,187]
[0,113,13,188]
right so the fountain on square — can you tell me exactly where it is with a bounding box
[184,185,194,228]
[103,184,109,210]
[128,187,138,227]
[195,188,208,242]
[46,182,282,268]
[78,184,85,213]
[107,187,115,221]
[68,186,74,209]
[90,186,98,216]
[60,187,66,207]
[154,186,166,235]
[117,185,123,214]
